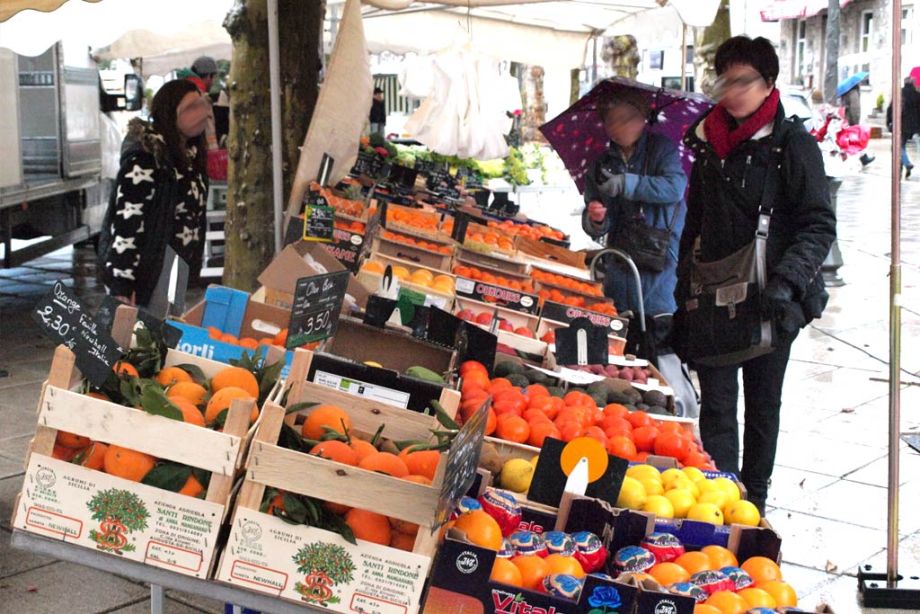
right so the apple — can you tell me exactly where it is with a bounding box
[604,364,620,378]
[541,330,556,343]
[514,327,535,338]
[456,309,475,321]
[620,367,635,382]
[475,312,493,325]
[498,319,514,332]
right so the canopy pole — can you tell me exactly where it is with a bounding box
[887,0,903,588]
[268,0,283,254]
[680,22,687,91]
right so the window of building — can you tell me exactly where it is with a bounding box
[903,6,914,45]
[796,20,807,78]
[861,11,874,53]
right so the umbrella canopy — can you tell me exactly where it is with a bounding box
[539,77,713,194]
[836,71,869,98]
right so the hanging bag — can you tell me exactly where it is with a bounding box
[609,203,677,272]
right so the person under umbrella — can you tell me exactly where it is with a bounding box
[837,71,874,167]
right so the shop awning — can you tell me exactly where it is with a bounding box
[760,0,855,23]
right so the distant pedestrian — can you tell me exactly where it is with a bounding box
[370,87,386,136]
[887,76,920,178]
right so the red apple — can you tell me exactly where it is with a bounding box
[475,312,493,325]
[498,319,514,332]
[541,329,556,343]
[456,309,475,321]
[514,327,535,338]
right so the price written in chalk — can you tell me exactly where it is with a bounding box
[286,271,350,348]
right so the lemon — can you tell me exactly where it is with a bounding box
[530,455,540,467]
[626,464,662,484]
[638,477,664,496]
[500,459,535,493]
[664,488,697,518]
[724,499,762,527]
[643,495,675,519]
[391,266,410,280]
[664,473,694,492]
[660,468,686,487]
[682,466,707,483]
[617,476,647,510]
[713,477,742,504]
[698,490,729,510]
[687,502,724,525]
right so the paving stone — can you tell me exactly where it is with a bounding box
[0,560,147,613]
[0,382,46,414]
[778,561,844,600]
[0,528,55,579]
[0,455,23,480]
[766,509,888,572]
[773,431,888,476]
[0,434,34,464]
[0,363,47,390]
[767,465,839,509]
[842,447,920,487]
[109,597,210,613]
[167,589,227,613]
[0,474,26,530]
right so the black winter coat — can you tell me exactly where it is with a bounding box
[886,82,920,140]
[677,103,836,334]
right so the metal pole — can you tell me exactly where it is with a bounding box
[149,584,165,614]
[268,0,284,254]
[681,23,687,91]
[888,0,903,588]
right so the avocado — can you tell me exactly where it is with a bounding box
[646,405,670,416]
[405,366,445,384]
[494,361,524,378]
[636,403,650,411]
[624,404,637,411]
[547,386,566,398]
[590,393,608,409]
[607,390,635,405]
[643,390,668,408]
[525,370,549,385]
[586,381,608,396]
[507,373,530,388]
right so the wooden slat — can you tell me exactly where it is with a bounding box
[437,387,461,420]
[163,350,237,379]
[205,398,254,508]
[37,386,241,476]
[28,346,76,461]
[111,304,137,349]
[283,349,313,426]
[235,402,287,511]
[247,443,440,527]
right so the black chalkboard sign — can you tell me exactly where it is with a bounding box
[284,215,306,247]
[555,317,608,366]
[527,437,628,508]
[33,281,125,387]
[147,247,189,320]
[435,395,489,528]
[286,271,350,348]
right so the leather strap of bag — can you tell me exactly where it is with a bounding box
[755,122,792,289]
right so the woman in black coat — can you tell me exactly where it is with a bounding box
[675,37,836,513]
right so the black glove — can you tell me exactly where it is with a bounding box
[761,276,795,319]
[598,169,625,199]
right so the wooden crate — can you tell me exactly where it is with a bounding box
[356,268,455,311]
[216,357,450,612]
[371,232,454,271]
[12,311,256,579]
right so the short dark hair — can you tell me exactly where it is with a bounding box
[715,36,779,85]
[596,89,650,122]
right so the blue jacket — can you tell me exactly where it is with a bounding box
[582,131,687,316]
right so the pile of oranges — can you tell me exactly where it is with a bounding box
[465,228,516,254]
[361,261,455,294]
[386,207,440,235]
[309,182,364,218]
[452,264,535,293]
[205,326,320,352]
[532,269,603,297]
[334,218,365,234]
[536,288,618,315]
[484,219,566,243]
[52,362,265,498]
[381,229,453,255]
[458,360,710,467]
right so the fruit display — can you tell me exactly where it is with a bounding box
[452,263,536,293]
[455,309,536,337]
[205,325,320,352]
[380,228,453,254]
[385,205,442,237]
[360,260,455,294]
[310,181,365,218]
[483,219,567,243]
[537,286,618,314]
[334,218,366,234]
[532,268,603,297]
[463,223,517,254]
[565,362,653,385]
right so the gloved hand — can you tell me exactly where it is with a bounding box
[598,169,625,199]
[761,276,795,320]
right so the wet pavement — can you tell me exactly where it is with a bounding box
[0,138,919,612]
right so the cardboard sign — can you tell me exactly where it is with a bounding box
[435,396,489,528]
[32,281,124,387]
[454,278,539,315]
[286,271,350,348]
[303,201,335,243]
[323,227,365,271]
[541,300,628,335]
[147,247,189,320]
[527,437,628,509]
[554,317,608,367]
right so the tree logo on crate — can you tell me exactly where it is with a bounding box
[35,467,56,490]
[86,488,150,555]
[653,599,678,614]
[293,541,356,606]
[241,520,262,545]
[456,550,479,574]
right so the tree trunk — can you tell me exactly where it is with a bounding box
[520,65,546,143]
[694,0,730,98]
[222,0,324,291]
[824,0,841,104]
[601,35,639,80]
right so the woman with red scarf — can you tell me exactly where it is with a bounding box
[676,37,836,514]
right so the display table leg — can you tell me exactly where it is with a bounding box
[150,584,165,614]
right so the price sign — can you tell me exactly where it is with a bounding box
[303,191,334,243]
[434,395,489,529]
[32,281,125,387]
[285,271,350,348]
[554,317,608,367]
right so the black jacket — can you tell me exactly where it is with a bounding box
[678,103,836,332]
[886,82,920,139]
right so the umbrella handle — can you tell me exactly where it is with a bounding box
[589,248,646,333]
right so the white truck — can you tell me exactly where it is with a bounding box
[0,40,141,267]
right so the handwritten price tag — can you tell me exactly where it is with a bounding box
[286,271,350,348]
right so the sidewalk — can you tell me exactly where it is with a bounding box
[0,139,919,612]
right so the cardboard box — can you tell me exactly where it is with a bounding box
[257,242,370,311]
[323,226,368,273]
[13,341,255,579]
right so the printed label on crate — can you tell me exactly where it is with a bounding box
[454,278,538,315]
[313,370,411,409]
[15,455,223,578]
[323,228,365,272]
[540,300,627,333]
[32,281,125,387]
[169,322,293,378]
[218,508,430,613]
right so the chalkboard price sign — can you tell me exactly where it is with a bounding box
[302,191,334,243]
[32,281,125,387]
[434,395,489,529]
[286,271,350,348]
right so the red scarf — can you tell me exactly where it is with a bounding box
[704,89,780,159]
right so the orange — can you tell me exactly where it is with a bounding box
[511,555,551,590]
[740,556,782,585]
[56,431,91,449]
[391,518,419,536]
[603,403,630,420]
[113,361,139,378]
[704,591,748,614]
[310,440,359,466]
[167,381,208,407]
[606,435,637,460]
[632,426,660,453]
[52,444,78,461]
[170,397,206,427]
[210,366,259,398]
[359,452,410,478]
[302,405,352,440]
[701,545,738,569]
[206,386,257,425]
[403,475,432,485]
[654,432,690,462]
[207,326,222,339]
[86,392,110,401]
[490,558,523,587]
[389,531,416,552]
[178,474,204,497]
[155,366,193,387]
[757,580,797,607]
[362,260,385,274]
[76,442,108,470]
[219,333,239,345]
[452,510,503,550]
[496,415,530,443]
[626,410,653,429]
[400,449,441,480]
[649,562,691,586]
[345,509,392,546]
[674,551,714,575]
[528,422,561,448]
[737,587,777,609]
[103,445,156,482]
[485,409,497,436]
[350,439,378,462]
[239,337,260,350]
[459,360,489,377]
[544,554,585,579]
[272,329,288,347]
[694,606,723,614]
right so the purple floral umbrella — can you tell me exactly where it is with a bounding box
[540,77,714,194]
